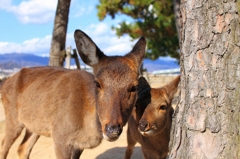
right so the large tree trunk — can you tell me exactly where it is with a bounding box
[49,0,71,67]
[170,1,240,158]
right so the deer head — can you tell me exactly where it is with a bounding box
[136,76,180,136]
[74,30,146,141]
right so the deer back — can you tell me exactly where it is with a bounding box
[2,67,100,141]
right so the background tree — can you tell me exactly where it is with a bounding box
[97,0,179,60]
[49,0,71,67]
[169,0,240,158]
[173,0,180,43]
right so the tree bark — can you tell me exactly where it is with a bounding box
[49,0,71,67]
[170,0,240,158]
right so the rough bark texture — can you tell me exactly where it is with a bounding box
[49,0,71,66]
[170,0,240,158]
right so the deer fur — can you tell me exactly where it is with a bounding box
[125,75,180,159]
[0,30,146,159]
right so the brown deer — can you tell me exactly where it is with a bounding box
[0,30,146,159]
[125,75,180,159]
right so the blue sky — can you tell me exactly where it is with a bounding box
[0,0,137,56]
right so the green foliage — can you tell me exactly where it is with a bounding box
[97,0,179,60]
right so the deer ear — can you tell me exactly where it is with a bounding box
[125,36,146,70]
[137,77,151,99]
[74,29,106,66]
[164,75,180,100]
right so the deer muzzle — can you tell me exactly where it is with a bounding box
[139,119,149,131]
[103,124,123,142]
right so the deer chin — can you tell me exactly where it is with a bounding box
[138,127,157,137]
[102,133,119,142]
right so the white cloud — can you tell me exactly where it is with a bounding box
[93,35,137,56]
[72,3,94,18]
[0,0,57,24]
[0,35,51,56]
[0,0,12,10]
[0,0,96,24]
[0,23,137,57]
[81,23,137,56]
[85,23,110,36]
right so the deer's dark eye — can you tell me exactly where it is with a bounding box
[159,105,167,110]
[135,104,139,110]
[94,81,101,89]
[129,85,138,92]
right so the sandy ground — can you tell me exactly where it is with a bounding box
[0,82,169,159]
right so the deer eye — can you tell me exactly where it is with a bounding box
[159,105,167,110]
[135,104,139,110]
[94,81,101,89]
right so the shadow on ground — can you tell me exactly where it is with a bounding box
[96,147,143,159]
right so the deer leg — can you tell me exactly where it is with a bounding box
[53,136,72,159]
[71,148,83,159]
[17,129,40,159]
[0,120,24,159]
[124,127,137,159]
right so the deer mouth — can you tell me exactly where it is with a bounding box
[102,133,120,142]
[138,125,156,136]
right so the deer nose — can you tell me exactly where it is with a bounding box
[139,119,149,132]
[105,124,122,141]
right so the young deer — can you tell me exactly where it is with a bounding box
[0,30,146,159]
[125,76,180,159]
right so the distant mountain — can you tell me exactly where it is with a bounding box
[143,58,179,72]
[0,53,49,69]
[0,53,179,72]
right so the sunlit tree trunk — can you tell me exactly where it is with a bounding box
[49,0,71,66]
[169,0,240,158]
